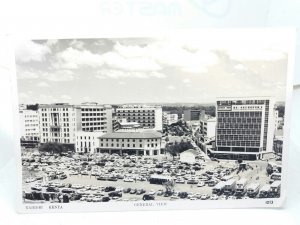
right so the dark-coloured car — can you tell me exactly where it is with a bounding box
[123,188,131,193]
[108,191,122,198]
[178,192,188,199]
[102,197,110,202]
[143,194,155,201]
[46,186,59,192]
[163,192,172,197]
[107,176,118,181]
[104,186,116,192]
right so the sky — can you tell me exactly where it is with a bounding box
[15,33,289,105]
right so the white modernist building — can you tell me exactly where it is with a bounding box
[274,109,284,130]
[211,97,275,160]
[199,116,216,154]
[75,131,104,153]
[78,102,113,133]
[115,105,163,131]
[97,130,163,155]
[19,109,40,141]
[38,103,114,146]
[38,103,82,144]
[163,112,178,125]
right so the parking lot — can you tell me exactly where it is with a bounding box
[22,149,280,203]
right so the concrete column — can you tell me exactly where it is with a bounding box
[136,150,139,155]
[119,149,122,155]
[109,149,112,154]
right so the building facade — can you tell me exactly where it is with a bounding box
[38,104,82,144]
[211,97,275,160]
[183,109,204,121]
[115,105,162,131]
[78,103,113,133]
[75,131,104,153]
[198,116,216,154]
[19,109,40,141]
[97,131,163,155]
[163,112,178,125]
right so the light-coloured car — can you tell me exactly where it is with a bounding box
[200,194,210,200]
[123,177,134,182]
[197,181,205,187]
[211,194,219,200]
[148,190,156,195]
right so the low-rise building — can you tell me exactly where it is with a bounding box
[97,131,163,155]
[75,131,104,154]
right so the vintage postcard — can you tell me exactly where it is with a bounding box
[13,29,295,213]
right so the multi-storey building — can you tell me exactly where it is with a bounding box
[183,109,204,121]
[78,103,113,133]
[274,109,284,130]
[163,112,178,125]
[19,109,40,141]
[97,130,163,155]
[75,131,104,153]
[38,103,82,145]
[115,105,162,131]
[211,97,275,160]
[198,116,216,153]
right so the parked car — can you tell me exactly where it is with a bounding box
[143,194,155,201]
[211,194,219,200]
[102,197,110,202]
[123,188,131,193]
[197,181,205,187]
[31,184,42,191]
[200,194,210,200]
[130,189,137,194]
[108,191,122,198]
[136,189,146,195]
[46,186,59,192]
[104,186,116,192]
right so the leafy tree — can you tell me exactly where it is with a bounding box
[163,180,175,195]
[266,164,273,175]
[165,143,180,160]
[39,142,64,155]
[237,159,243,164]
[26,104,39,111]
[165,140,194,159]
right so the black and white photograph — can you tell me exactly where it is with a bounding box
[14,30,294,212]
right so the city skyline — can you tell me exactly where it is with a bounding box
[16,36,288,105]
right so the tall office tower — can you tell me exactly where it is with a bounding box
[115,105,163,131]
[212,97,275,160]
[38,103,82,144]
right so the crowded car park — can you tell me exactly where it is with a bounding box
[22,149,282,203]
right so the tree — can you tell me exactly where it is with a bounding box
[163,180,175,195]
[266,164,273,175]
[39,142,64,155]
[237,159,243,164]
[165,143,180,160]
